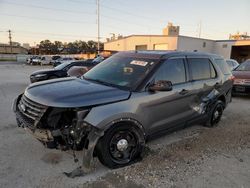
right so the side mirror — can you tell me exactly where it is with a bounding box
[149,80,173,92]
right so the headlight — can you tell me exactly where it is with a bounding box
[34,74,47,78]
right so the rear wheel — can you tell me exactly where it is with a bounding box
[205,100,224,127]
[96,124,143,168]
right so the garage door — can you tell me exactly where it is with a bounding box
[154,44,169,50]
[231,45,250,63]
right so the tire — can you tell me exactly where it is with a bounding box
[205,100,224,127]
[95,124,143,169]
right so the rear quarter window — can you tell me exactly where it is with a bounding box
[214,59,231,74]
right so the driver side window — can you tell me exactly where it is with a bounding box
[154,58,186,84]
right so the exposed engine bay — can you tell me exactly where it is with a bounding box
[14,94,104,177]
[37,108,91,150]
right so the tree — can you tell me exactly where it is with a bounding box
[53,41,64,54]
[37,39,103,54]
[39,40,54,54]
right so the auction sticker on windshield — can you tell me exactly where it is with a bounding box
[130,60,148,66]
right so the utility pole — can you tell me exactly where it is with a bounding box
[198,21,202,38]
[96,0,100,55]
[8,30,13,53]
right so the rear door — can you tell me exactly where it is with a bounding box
[187,56,220,117]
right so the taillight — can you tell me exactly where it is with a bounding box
[229,75,235,81]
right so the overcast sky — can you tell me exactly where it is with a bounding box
[0,0,249,45]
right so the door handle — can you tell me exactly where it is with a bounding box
[179,89,189,95]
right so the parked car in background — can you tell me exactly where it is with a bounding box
[232,60,250,95]
[14,51,232,171]
[226,59,239,71]
[40,56,52,65]
[26,56,39,65]
[53,57,76,67]
[67,66,89,77]
[30,56,42,65]
[67,56,106,77]
[50,55,61,65]
[30,60,95,83]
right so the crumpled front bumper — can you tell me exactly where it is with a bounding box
[13,94,104,177]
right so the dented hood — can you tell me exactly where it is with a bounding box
[24,77,130,108]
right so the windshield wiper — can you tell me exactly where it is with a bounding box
[82,76,116,87]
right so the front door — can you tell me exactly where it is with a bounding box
[143,57,195,134]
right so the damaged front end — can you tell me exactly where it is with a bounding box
[13,94,103,177]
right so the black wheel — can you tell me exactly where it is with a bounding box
[96,124,143,168]
[206,100,224,127]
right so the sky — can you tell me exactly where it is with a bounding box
[0,0,249,45]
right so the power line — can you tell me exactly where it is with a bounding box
[2,1,94,15]
[0,28,104,39]
[66,0,95,5]
[0,13,95,24]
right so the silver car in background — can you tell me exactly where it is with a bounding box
[226,59,239,71]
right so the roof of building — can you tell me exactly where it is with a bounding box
[105,34,215,44]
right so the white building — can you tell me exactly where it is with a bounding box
[104,24,250,63]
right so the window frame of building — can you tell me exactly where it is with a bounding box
[135,45,147,51]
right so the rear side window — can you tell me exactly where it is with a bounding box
[214,59,231,74]
[188,58,215,80]
[155,58,186,84]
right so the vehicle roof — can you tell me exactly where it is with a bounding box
[117,50,223,60]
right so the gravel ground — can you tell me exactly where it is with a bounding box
[0,62,249,188]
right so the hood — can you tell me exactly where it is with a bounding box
[24,77,130,108]
[233,71,250,79]
[31,69,60,75]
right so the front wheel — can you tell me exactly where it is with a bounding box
[95,124,144,168]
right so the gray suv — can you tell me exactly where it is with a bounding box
[13,51,233,172]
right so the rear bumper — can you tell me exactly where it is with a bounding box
[232,85,250,94]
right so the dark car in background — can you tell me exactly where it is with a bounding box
[30,60,96,83]
[232,60,250,94]
[14,51,232,171]
[50,55,61,65]
[52,57,76,67]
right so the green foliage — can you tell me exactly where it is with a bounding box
[38,40,103,54]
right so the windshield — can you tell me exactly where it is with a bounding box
[83,54,158,90]
[54,62,71,70]
[235,61,250,71]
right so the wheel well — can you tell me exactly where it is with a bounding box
[218,95,226,106]
[105,120,145,141]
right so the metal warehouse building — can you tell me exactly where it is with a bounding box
[104,23,250,63]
